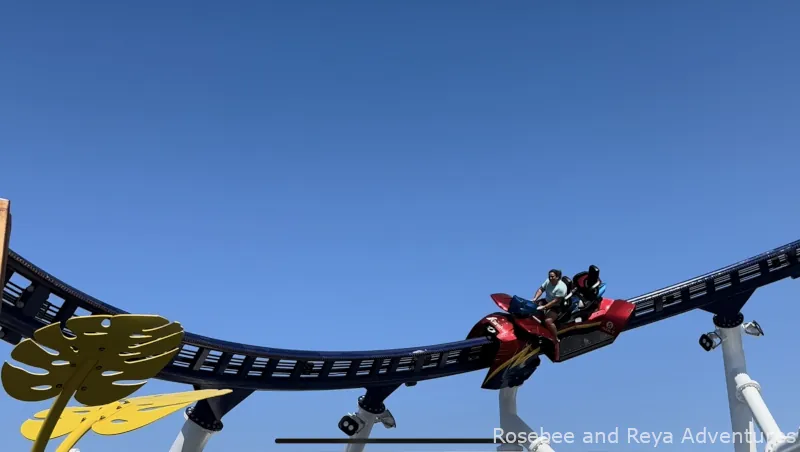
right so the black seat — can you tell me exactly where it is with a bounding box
[545,266,603,326]
[586,265,600,290]
[547,276,572,322]
[560,275,574,293]
[569,265,603,312]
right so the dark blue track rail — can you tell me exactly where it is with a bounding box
[2,240,799,391]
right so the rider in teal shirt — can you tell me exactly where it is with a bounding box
[532,269,568,342]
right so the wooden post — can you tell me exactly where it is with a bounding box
[0,198,11,317]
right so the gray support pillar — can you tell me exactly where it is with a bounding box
[168,388,254,452]
[169,411,217,452]
[338,385,400,452]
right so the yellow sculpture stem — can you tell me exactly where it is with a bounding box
[31,360,97,452]
[55,418,95,452]
[55,403,118,452]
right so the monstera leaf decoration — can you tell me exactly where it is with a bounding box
[2,314,184,452]
[20,389,232,452]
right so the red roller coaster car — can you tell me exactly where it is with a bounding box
[466,266,636,390]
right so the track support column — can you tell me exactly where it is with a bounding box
[497,387,554,452]
[715,314,755,452]
[701,314,800,452]
[169,388,253,452]
[338,385,399,452]
[169,408,219,452]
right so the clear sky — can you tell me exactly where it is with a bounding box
[2,1,799,451]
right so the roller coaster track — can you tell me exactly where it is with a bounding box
[2,240,799,392]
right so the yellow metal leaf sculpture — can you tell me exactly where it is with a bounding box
[20,388,232,452]
[1,314,184,452]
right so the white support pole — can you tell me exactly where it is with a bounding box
[715,320,800,452]
[343,408,380,452]
[498,387,554,452]
[773,429,800,452]
[718,325,756,452]
[735,374,782,444]
[733,373,800,452]
[169,413,216,452]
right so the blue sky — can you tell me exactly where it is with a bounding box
[2,1,800,451]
